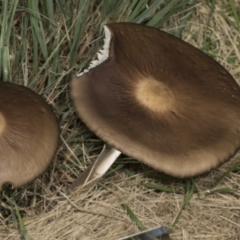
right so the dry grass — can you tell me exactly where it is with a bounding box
[1,1,240,239]
[2,158,240,240]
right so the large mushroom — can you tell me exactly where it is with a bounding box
[68,22,240,194]
[0,82,59,190]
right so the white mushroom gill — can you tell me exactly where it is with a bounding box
[77,26,111,77]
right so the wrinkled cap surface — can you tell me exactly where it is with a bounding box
[70,22,240,178]
[0,82,59,190]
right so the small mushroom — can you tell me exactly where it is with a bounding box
[68,22,240,194]
[0,82,59,190]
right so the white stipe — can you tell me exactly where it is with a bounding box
[94,145,121,176]
[77,25,111,77]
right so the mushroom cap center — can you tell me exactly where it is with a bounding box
[0,112,6,134]
[134,76,175,113]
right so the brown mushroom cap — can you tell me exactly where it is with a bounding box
[70,22,240,178]
[0,82,59,190]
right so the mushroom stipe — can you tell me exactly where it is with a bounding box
[0,82,59,191]
[68,22,240,194]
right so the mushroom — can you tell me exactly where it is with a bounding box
[68,22,240,194]
[0,82,59,191]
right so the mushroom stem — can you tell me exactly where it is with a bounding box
[67,144,121,195]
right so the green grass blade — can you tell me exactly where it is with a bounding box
[230,0,240,29]
[2,46,11,81]
[128,0,148,22]
[143,182,179,193]
[44,0,55,22]
[0,0,19,80]
[206,187,238,195]
[14,202,30,240]
[31,27,71,85]
[147,0,179,26]
[69,0,91,68]
[27,0,48,61]
[3,194,30,240]
[121,204,147,231]
[21,17,30,86]
[134,0,165,23]
[184,179,196,208]
[0,1,9,64]
[175,0,197,37]
[211,160,240,189]
[169,179,196,232]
